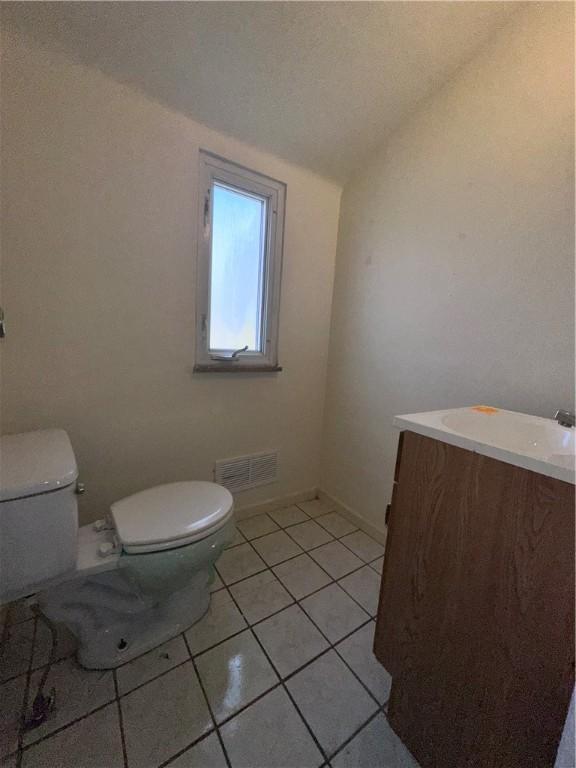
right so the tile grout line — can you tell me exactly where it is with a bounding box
[17,699,116,755]
[219,516,383,595]
[88,521,383,702]
[226,577,387,765]
[240,526,381,629]
[220,559,385,758]
[326,706,385,764]
[178,631,234,768]
[266,506,393,759]
[237,534,387,717]
[113,669,129,768]
[5,599,379,753]
[235,508,313,539]
[224,583,330,766]
[14,613,40,768]
[229,559,374,627]
[3,509,389,766]
[2,551,336,690]
[228,507,355,548]
[118,657,192,700]
[183,593,387,768]
[11,624,382,764]
[113,578,375,705]
[1,648,79,687]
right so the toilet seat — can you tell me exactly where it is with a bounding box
[111,481,234,554]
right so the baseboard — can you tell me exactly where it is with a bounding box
[235,487,318,520]
[316,488,388,545]
[235,486,389,547]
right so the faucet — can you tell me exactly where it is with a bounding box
[555,409,575,428]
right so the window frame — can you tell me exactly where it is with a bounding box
[194,151,286,372]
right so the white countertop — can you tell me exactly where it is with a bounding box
[394,406,575,485]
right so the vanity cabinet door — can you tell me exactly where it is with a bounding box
[374,430,575,768]
[374,430,471,677]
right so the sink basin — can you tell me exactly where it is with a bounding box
[394,407,575,484]
[441,410,574,459]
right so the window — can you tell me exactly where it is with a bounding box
[195,151,286,371]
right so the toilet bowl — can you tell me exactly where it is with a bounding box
[0,429,235,669]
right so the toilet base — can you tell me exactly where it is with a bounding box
[77,570,212,669]
[38,516,234,669]
[40,564,215,669]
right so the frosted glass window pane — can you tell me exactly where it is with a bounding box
[209,183,266,352]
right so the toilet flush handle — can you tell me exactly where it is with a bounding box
[76,482,86,494]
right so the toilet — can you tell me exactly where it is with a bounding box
[0,428,235,669]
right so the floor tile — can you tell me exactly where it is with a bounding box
[221,686,323,768]
[338,566,381,616]
[196,630,278,723]
[230,571,293,625]
[331,713,419,768]
[301,584,369,644]
[315,512,357,538]
[21,703,124,768]
[309,541,363,579]
[215,543,267,585]
[236,514,279,540]
[254,605,329,678]
[286,520,333,551]
[286,650,377,755]
[370,556,384,574]
[0,621,34,682]
[251,530,303,567]
[6,601,35,626]
[340,531,385,563]
[298,499,336,518]
[0,674,26,758]
[226,527,246,549]
[336,622,391,704]
[116,635,189,695]
[268,505,310,528]
[186,590,246,655]
[122,662,212,768]
[32,620,78,669]
[273,554,332,600]
[23,657,115,745]
[167,732,227,768]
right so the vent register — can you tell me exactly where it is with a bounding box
[214,451,278,492]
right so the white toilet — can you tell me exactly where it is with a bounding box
[0,428,235,669]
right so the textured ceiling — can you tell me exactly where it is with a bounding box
[3,2,521,182]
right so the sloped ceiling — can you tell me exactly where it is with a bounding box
[3,1,521,182]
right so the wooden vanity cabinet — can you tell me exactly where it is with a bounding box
[374,430,575,768]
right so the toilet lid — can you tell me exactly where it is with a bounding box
[111,481,233,552]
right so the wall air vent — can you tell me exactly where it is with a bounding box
[215,450,278,493]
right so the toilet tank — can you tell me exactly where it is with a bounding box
[0,429,79,605]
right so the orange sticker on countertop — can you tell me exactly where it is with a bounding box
[471,406,499,414]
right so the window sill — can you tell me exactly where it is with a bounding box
[193,363,283,374]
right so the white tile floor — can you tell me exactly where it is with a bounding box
[0,500,419,768]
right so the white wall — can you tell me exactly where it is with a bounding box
[321,3,575,532]
[0,29,341,524]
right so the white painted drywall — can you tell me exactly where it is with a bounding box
[321,3,575,532]
[0,29,341,524]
